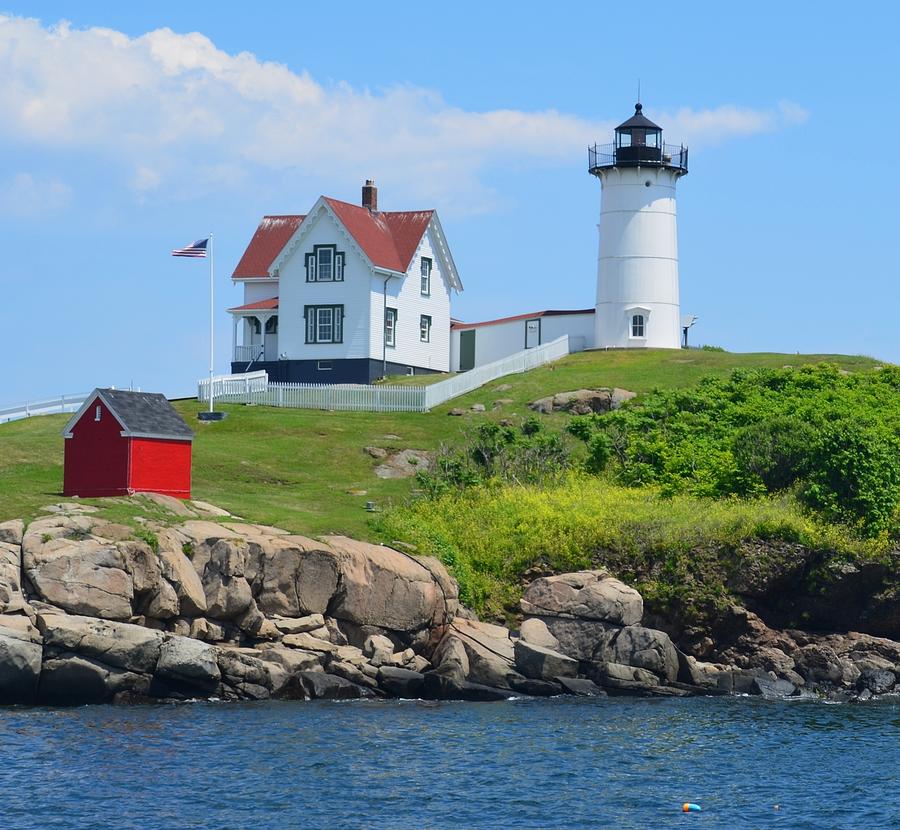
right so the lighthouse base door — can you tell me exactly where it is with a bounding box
[525,318,541,349]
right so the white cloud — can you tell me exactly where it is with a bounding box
[0,172,71,216]
[666,102,810,145]
[0,15,809,212]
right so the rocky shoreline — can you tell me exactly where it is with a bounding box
[1,498,898,706]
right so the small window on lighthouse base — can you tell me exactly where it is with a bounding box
[631,314,645,338]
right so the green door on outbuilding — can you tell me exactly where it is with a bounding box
[459,330,476,371]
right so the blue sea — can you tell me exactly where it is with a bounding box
[1,696,898,829]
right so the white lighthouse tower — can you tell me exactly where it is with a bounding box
[589,103,688,349]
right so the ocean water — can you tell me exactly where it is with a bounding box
[1,696,898,830]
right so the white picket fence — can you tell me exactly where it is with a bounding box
[197,336,570,413]
[424,336,570,409]
[0,394,88,424]
[197,370,269,404]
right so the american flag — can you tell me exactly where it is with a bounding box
[171,239,209,258]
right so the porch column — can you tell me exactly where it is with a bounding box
[232,315,238,362]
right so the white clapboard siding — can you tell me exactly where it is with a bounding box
[197,336,569,413]
[0,394,88,424]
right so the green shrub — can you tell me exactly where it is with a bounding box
[732,416,816,492]
[803,420,900,535]
[585,432,613,474]
[415,418,570,497]
[565,364,900,535]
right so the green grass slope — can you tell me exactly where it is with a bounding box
[0,349,882,534]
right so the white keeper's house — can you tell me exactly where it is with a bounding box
[230,181,462,383]
[229,103,692,382]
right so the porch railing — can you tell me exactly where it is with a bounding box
[198,336,570,413]
[234,343,265,363]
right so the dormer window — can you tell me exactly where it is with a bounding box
[318,247,333,280]
[420,257,432,296]
[305,245,345,282]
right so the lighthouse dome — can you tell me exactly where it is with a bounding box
[615,102,662,132]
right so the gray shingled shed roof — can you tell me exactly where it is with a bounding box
[62,388,194,440]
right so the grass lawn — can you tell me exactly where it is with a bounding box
[0,349,883,534]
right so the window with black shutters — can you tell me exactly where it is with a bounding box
[304,305,344,343]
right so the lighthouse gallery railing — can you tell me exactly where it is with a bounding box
[588,142,688,174]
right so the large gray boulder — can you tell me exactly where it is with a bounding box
[251,536,340,617]
[216,647,276,699]
[201,540,253,619]
[155,636,221,688]
[556,677,607,697]
[377,666,425,698]
[519,618,560,651]
[529,388,636,415]
[119,541,162,597]
[0,623,42,703]
[271,613,326,635]
[0,519,24,546]
[37,611,163,674]
[145,579,180,620]
[22,515,95,553]
[514,640,578,681]
[253,645,323,675]
[23,538,134,620]
[38,654,149,705]
[521,571,643,626]
[325,536,457,635]
[430,634,470,684]
[592,625,679,682]
[160,548,208,616]
[794,644,844,685]
[537,616,613,661]
[451,618,522,689]
[591,661,665,694]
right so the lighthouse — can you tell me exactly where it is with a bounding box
[589,103,688,349]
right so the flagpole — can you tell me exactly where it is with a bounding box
[209,232,215,414]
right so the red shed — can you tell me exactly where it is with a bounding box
[62,388,194,499]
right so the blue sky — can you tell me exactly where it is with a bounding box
[2,2,898,403]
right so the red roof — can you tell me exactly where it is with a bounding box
[232,215,305,279]
[451,309,595,330]
[228,297,279,312]
[323,198,433,273]
[232,200,434,279]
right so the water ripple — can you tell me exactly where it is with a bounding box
[1,697,898,829]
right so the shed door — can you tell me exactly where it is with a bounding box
[459,330,476,371]
[525,318,541,349]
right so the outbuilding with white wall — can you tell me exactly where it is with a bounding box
[450,309,595,372]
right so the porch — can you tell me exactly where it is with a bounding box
[229,298,279,366]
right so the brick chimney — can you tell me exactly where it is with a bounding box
[362,179,378,211]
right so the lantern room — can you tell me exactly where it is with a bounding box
[614,103,663,164]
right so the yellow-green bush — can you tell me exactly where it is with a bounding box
[376,474,889,621]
